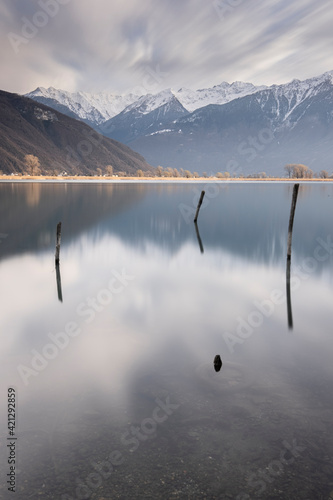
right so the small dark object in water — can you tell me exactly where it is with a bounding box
[214,355,222,372]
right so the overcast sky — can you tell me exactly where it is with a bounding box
[1,0,333,95]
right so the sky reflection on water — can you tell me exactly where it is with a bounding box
[0,181,333,499]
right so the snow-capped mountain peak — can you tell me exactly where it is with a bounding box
[122,88,180,115]
[22,70,333,177]
[252,70,333,125]
[25,70,333,127]
[173,81,268,112]
[25,87,141,124]
[25,80,269,123]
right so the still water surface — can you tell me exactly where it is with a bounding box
[0,181,333,499]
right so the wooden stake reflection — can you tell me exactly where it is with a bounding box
[286,255,292,329]
[55,221,62,264]
[56,262,63,303]
[194,221,204,254]
[286,184,299,330]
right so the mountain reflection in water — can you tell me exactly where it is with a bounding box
[0,181,333,499]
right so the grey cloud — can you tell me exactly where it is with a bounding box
[1,0,333,94]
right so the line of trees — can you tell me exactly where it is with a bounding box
[153,166,233,178]
[151,166,333,179]
[7,155,331,179]
[284,164,333,179]
[284,164,313,178]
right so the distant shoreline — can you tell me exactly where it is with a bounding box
[0,175,333,182]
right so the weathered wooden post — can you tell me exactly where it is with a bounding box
[286,184,299,329]
[287,184,299,258]
[194,190,205,223]
[55,222,62,264]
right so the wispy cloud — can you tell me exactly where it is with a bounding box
[1,0,333,94]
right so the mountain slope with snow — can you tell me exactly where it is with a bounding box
[25,80,269,125]
[25,87,141,126]
[100,90,188,143]
[173,81,267,112]
[128,71,333,175]
[251,71,333,127]
[24,71,333,175]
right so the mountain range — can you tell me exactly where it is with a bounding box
[26,71,333,176]
[25,81,267,128]
[0,90,153,176]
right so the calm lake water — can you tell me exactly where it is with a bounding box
[0,181,333,499]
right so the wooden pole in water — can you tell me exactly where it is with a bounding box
[287,184,299,258]
[55,222,62,264]
[194,190,205,223]
[286,183,299,329]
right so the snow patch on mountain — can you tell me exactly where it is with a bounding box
[147,129,173,136]
[34,107,58,122]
